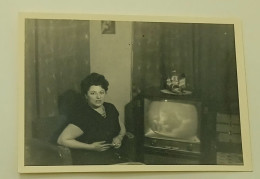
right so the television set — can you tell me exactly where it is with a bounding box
[144,98,201,144]
[124,94,205,164]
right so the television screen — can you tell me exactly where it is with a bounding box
[144,98,201,143]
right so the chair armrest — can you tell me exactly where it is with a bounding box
[56,145,72,165]
[125,132,135,139]
[115,131,136,162]
[25,138,72,166]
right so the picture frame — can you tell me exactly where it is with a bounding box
[101,20,116,34]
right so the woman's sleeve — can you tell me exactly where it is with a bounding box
[68,106,85,132]
[109,103,119,120]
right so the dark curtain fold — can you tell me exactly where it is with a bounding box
[25,19,37,139]
[132,22,239,114]
[25,19,91,138]
[160,23,195,91]
[35,20,91,117]
[132,22,163,97]
[193,24,238,113]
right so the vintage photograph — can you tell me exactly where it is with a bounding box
[19,14,251,173]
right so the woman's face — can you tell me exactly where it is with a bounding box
[85,85,106,108]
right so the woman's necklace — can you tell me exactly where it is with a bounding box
[100,105,107,118]
[94,105,106,118]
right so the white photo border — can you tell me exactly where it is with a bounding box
[18,12,252,173]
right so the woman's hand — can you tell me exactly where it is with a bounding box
[90,141,111,152]
[112,136,123,149]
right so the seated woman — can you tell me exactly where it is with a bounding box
[57,73,126,165]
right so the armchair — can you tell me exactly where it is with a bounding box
[25,90,137,166]
[25,117,136,165]
[25,115,72,166]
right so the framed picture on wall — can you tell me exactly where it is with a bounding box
[101,20,116,34]
[18,13,252,173]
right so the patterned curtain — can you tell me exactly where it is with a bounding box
[25,19,90,138]
[160,23,195,91]
[132,22,239,114]
[132,22,163,97]
[192,24,238,112]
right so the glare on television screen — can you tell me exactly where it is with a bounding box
[144,99,200,143]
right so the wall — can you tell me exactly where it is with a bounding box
[1,0,259,179]
[89,20,132,122]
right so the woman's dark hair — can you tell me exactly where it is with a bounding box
[81,73,109,95]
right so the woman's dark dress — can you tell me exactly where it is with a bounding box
[69,99,123,165]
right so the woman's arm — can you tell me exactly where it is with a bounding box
[118,117,126,140]
[112,117,126,148]
[57,124,111,151]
